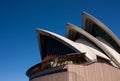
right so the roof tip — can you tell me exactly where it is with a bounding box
[82,11,91,16]
[83,11,87,14]
[36,28,45,31]
[67,22,77,26]
[66,23,82,31]
[36,28,46,33]
[67,22,73,26]
[36,28,40,31]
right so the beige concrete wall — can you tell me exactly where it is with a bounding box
[31,72,69,81]
[30,63,120,81]
[67,63,120,81]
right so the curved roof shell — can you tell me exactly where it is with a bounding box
[82,12,120,54]
[66,23,110,60]
[82,12,120,67]
[37,28,80,60]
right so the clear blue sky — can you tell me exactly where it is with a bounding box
[0,0,120,81]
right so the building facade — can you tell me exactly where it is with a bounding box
[26,12,120,81]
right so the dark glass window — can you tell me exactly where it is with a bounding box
[91,24,104,37]
[92,24,120,53]
[45,36,76,55]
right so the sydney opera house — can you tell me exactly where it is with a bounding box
[26,12,120,81]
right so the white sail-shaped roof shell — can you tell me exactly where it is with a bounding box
[66,23,111,61]
[82,12,120,67]
[82,12,120,53]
